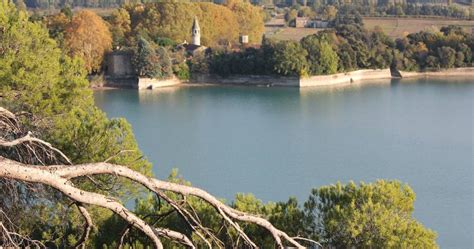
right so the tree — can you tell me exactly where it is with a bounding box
[45,12,70,47]
[304,180,438,248]
[437,46,456,68]
[1,3,151,247]
[317,41,339,74]
[454,51,465,67]
[323,5,337,20]
[224,0,265,44]
[132,37,173,79]
[0,1,87,116]
[273,41,309,76]
[65,10,112,73]
[190,51,210,74]
[133,37,158,78]
[156,46,173,79]
[60,6,73,19]
[108,8,131,48]
[336,24,371,68]
[426,55,440,69]
[285,9,298,26]
[301,35,339,75]
[336,42,358,72]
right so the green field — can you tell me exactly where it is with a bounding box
[364,17,474,38]
[264,27,322,41]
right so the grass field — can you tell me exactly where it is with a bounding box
[364,17,474,38]
[264,27,322,41]
[265,17,474,41]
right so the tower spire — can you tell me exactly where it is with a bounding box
[192,17,201,46]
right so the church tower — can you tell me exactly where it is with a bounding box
[192,17,201,46]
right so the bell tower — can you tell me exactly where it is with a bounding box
[192,17,201,46]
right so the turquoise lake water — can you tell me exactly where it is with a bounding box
[94,78,473,249]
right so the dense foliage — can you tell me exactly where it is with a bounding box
[195,8,472,77]
[306,181,438,248]
[132,37,173,79]
[394,25,473,70]
[113,0,264,48]
[279,1,472,20]
[0,2,150,246]
[225,0,265,44]
[64,10,112,73]
[128,176,438,248]
[44,9,113,73]
[202,23,393,76]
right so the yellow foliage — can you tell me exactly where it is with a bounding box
[224,0,265,44]
[65,10,112,73]
[125,1,264,47]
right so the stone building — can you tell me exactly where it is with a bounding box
[106,51,134,77]
[179,17,207,56]
[105,18,208,88]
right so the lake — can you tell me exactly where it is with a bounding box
[94,78,473,249]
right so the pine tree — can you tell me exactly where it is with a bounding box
[133,37,157,78]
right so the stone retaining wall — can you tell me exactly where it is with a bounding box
[300,69,392,87]
[191,69,392,88]
[397,67,474,78]
[137,76,182,89]
[190,74,299,87]
[102,67,474,89]
[104,76,138,88]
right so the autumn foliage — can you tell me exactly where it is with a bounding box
[120,1,264,47]
[65,10,112,73]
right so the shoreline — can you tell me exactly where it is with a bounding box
[395,67,474,79]
[96,67,474,90]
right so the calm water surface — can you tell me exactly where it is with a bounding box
[94,78,473,249]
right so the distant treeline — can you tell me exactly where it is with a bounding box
[18,0,221,9]
[282,3,472,24]
[343,3,471,19]
[262,0,470,7]
[16,0,473,20]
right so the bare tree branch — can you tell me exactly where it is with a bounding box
[0,210,45,248]
[0,132,72,165]
[44,162,304,248]
[0,157,166,248]
[74,204,93,249]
